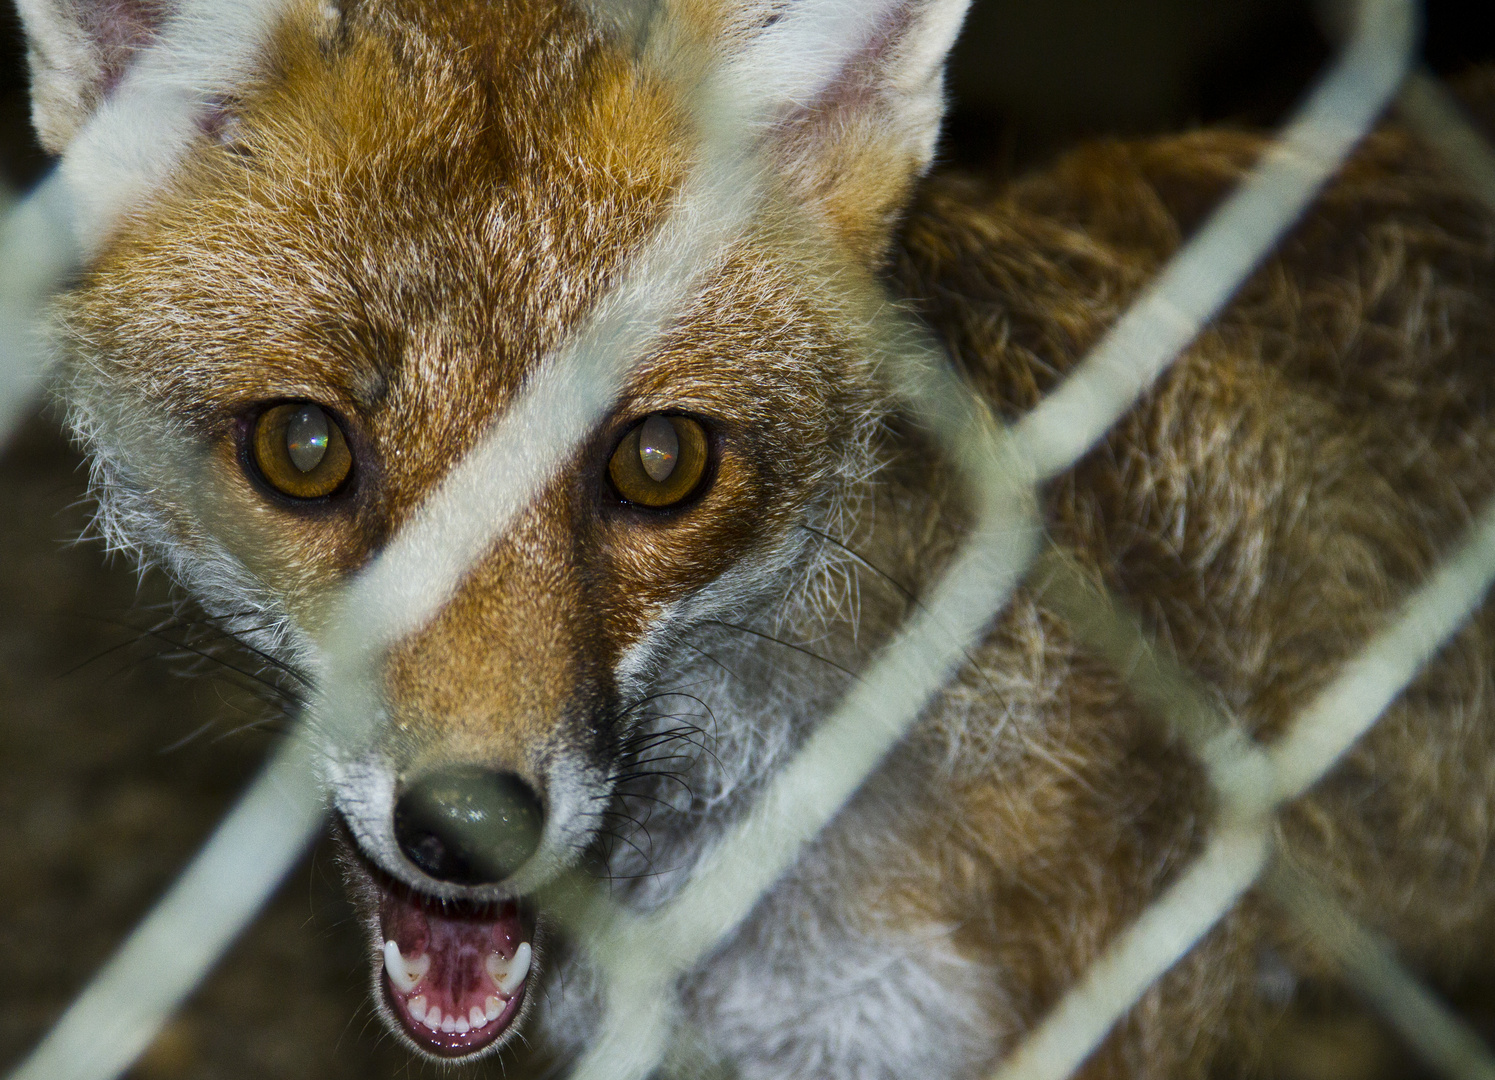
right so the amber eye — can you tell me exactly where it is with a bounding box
[608,414,710,509]
[250,402,353,500]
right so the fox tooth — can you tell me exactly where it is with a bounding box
[486,941,532,996]
[408,996,428,1023]
[469,1006,487,1029]
[506,941,532,992]
[423,1006,442,1031]
[455,1015,470,1035]
[383,940,430,994]
[484,995,503,1021]
[441,1014,458,1034]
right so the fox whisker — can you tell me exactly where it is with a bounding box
[706,618,860,681]
[64,608,304,752]
[678,640,747,686]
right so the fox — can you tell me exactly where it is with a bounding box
[14,0,1495,1074]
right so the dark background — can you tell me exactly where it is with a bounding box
[2,2,1494,1078]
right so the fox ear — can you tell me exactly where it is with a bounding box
[14,0,172,153]
[748,0,972,264]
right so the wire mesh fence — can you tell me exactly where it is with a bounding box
[3,0,1495,1078]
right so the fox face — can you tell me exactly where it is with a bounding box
[20,0,971,1063]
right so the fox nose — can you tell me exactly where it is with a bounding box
[393,766,545,885]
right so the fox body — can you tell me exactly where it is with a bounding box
[16,0,1495,1074]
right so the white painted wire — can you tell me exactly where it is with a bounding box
[1012,0,1415,482]
[306,108,780,761]
[1,2,312,1066]
[14,1,1495,1080]
[4,739,324,1080]
[1034,516,1495,1080]
[0,0,333,1073]
[0,0,295,448]
[1269,495,1495,803]
[557,2,1418,1076]
[990,826,1272,1080]
[567,346,1043,1080]
[316,0,904,670]
[55,0,294,252]
[0,176,78,442]
[1267,862,1495,1080]
[984,269,1495,1080]
[1032,550,1277,814]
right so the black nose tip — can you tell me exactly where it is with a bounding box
[393,766,545,885]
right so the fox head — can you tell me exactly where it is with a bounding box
[19,0,971,1061]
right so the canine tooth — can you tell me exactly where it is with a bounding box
[408,996,428,1023]
[441,1014,458,1034]
[383,940,430,993]
[455,1016,470,1035]
[423,1006,442,1031]
[484,995,503,1021]
[504,942,532,994]
[470,1006,487,1029]
[487,942,532,996]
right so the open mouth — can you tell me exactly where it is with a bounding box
[377,881,535,1057]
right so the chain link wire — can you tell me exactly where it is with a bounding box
[5,0,1495,1077]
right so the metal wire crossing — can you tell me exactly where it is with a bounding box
[4,0,1495,1078]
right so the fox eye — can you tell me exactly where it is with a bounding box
[608,414,709,509]
[250,402,353,500]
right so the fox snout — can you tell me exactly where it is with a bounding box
[335,655,619,906]
[337,753,547,1058]
[328,620,590,1056]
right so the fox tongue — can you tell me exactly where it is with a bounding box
[379,890,529,1055]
